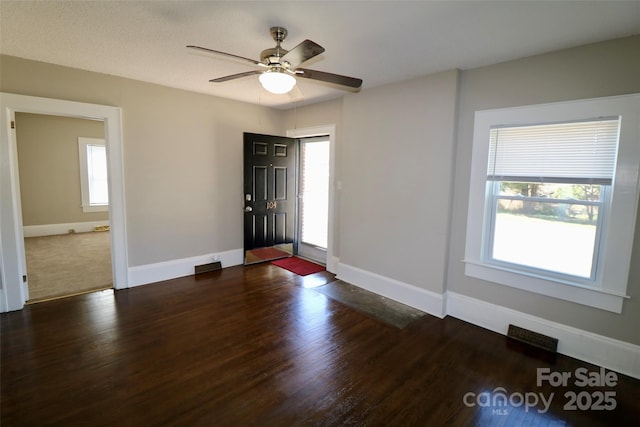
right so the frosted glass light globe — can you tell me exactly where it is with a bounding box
[259,71,296,94]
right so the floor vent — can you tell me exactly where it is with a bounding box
[194,261,222,275]
[507,324,558,353]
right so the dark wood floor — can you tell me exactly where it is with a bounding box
[2,263,639,426]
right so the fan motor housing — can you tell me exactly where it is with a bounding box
[260,47,289,65]
[261,27,289,65]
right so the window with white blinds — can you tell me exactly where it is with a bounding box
[463,94,640,313]
[487,118,620,185]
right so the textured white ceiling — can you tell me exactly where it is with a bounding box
[1,1,639,109]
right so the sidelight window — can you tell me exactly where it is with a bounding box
[300,137,330,249]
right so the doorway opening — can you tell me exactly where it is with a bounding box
[1,93,127,313]
[297,136,330,264]
[16,113,113,303]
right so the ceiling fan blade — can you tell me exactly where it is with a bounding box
[187,45,265,68]
[281,40,325,68]
[296,68,363,90]
[209,70,262,83]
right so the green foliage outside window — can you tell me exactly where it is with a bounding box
[497,182,600,225]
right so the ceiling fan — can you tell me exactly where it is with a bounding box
[187,27,363,94]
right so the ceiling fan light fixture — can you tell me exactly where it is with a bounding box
[259,70,296,94]
[188,26,362,94]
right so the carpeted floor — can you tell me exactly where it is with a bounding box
[314,280,426,329]
[24,231,112,302]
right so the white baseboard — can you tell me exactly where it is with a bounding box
[334,262,639,379]
[24,221,109,237]
[327,256,339,274]
[336,262,446,318]
[128,248,244,288]
[446,291,640,380]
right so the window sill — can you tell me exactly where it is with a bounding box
[462,259,627,313]
[82,204,108,213]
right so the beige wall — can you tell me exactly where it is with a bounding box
[16,113,108,226]
[449,35,640,344]
[1,55,283,266]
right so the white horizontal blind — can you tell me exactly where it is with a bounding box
[487,117,620,184]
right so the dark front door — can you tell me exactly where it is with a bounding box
[243,133,297,264]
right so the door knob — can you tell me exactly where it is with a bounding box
[244,206,253,212]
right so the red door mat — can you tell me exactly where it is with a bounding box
[271,257,325,276]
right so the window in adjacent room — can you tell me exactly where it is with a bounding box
[78,137,109,212]
[464,94,640,313]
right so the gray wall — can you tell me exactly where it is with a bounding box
[1,55,283,267]
[284,71,459,295]
[339,70,459,293]
[16,113,108,226]
[284,36,640,345]
[448,35,640,344]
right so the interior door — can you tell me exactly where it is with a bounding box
[244,133,297,264]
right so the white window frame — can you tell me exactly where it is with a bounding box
[464,94,640,313]
[78,137,108,212]
[486,180,609,284]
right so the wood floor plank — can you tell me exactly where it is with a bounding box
[2,263,639,426]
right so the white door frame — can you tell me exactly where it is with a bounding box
[0,93,128,312]
[287,125,336,273]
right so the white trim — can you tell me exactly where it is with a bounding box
[287,125,337,274]
[332,261,639,378]
[336,262,446,318]
[446,291,640,380]
[81,205,108,213]
[297,243,326,265]
[23,221,110,238]
[463,262,625,313]
[328,256,340,275]
[0,93,128,312]
[128,249,244,287]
